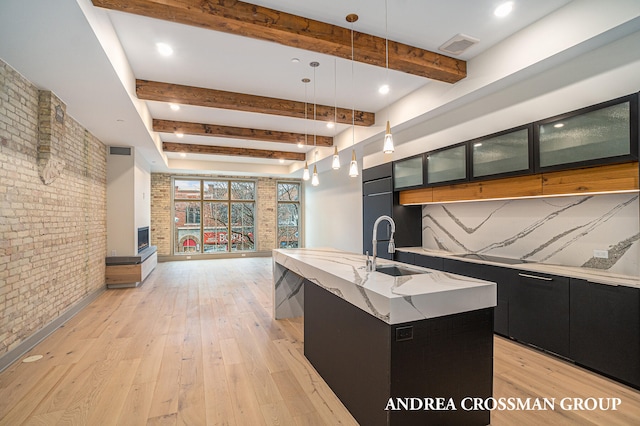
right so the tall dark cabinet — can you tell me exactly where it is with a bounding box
[362,163,422,259]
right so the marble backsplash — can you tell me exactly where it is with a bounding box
[422,193,639,276]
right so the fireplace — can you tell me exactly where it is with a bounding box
[138,226,150,253]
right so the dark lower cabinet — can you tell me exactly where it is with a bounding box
[394,251,415,265]
[304,280,494,426]
[394,252,445,271]
[509,272,570,358]
[395,252,640,390]
[570,278,640,388]
[414,253,445,270]
[442,259,513,336]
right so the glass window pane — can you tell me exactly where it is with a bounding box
[278,203,299,248]
[277,183,300,202]
[203,202,229,252]
[394,156,423,189]
[473,129,529,177]
[230,202,255,251]
[175,201,201,254]
[174,180,201,200]
[427,145,466,184]
[204,180,228,200]
[231,181,255,200]
[539,102,630,168]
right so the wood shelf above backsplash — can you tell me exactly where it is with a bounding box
[399,162,639,205]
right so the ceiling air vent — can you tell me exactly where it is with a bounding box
[438,33,479,55]
[109,146,132,156]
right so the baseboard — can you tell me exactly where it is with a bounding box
[0,286,105,373]
[158,250,273,262]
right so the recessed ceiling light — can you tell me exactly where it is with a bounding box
[326,121,335,129]
[379,84,390,95]
[169,103,180,111]
[474,142,483,147]
[291,58,300,63]
[156,42,174,56]
[175,132,184,138]
[179,153,186,158]
[554,123,565,128]
[279,159,285,163]
[494,2,514,17]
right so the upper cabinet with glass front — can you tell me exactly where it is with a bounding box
[426,143,467,185]
[471,125,533,180]
[393,154,424,190]
[534,93,638,172]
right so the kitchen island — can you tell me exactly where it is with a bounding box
[273,248,497,426]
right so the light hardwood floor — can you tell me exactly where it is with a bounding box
[0,258,638,425]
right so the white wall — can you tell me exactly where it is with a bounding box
[106,146,152,256]
[134,150,151,240]
[304,162,363,254]
[106,147,135,256]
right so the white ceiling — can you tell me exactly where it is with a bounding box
[4,0,635,178]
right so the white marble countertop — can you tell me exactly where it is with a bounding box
[272,248,496,325]
[396,247,640,288]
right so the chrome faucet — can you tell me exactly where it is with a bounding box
[367,215,396,272]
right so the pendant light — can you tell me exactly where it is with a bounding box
[347,13,359,178]
[310,61,320,186]
[382,0,395,154]
[302,77,311,181]
[331,58,341,170]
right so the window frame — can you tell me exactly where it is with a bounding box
[172,177,257,255]
[276,181,302,249]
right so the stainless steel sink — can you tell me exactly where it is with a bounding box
[375,265,426,276]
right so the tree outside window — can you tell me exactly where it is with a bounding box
[277,182,300,248]
[173,178,256,254]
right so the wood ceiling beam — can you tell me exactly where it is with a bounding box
[92,0,467,83]
[138,80,375,126]
[163,142,305,161]
[153,119,333,147]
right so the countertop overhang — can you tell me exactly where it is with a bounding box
[273,248,496,325]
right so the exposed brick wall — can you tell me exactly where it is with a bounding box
[0,59,107,357]
[150,173,171,256]
[150,174,290,256]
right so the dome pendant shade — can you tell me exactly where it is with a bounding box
[383,120,395,154]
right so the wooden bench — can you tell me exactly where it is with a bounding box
[105,246,157,288]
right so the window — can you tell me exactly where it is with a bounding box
[277,182,300,248]
[173,178,256,254]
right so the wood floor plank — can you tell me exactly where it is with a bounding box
[224,362,268,426]
[116,382,156,426]
[147,333,184,419]
[1,258,639,425]
[0,364,71,425]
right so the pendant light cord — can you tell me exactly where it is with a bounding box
[385,0,390,124]
[351,21,355,146]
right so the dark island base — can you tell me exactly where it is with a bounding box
[304,280,494,426]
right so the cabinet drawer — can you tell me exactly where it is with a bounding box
[510,272,570,357]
